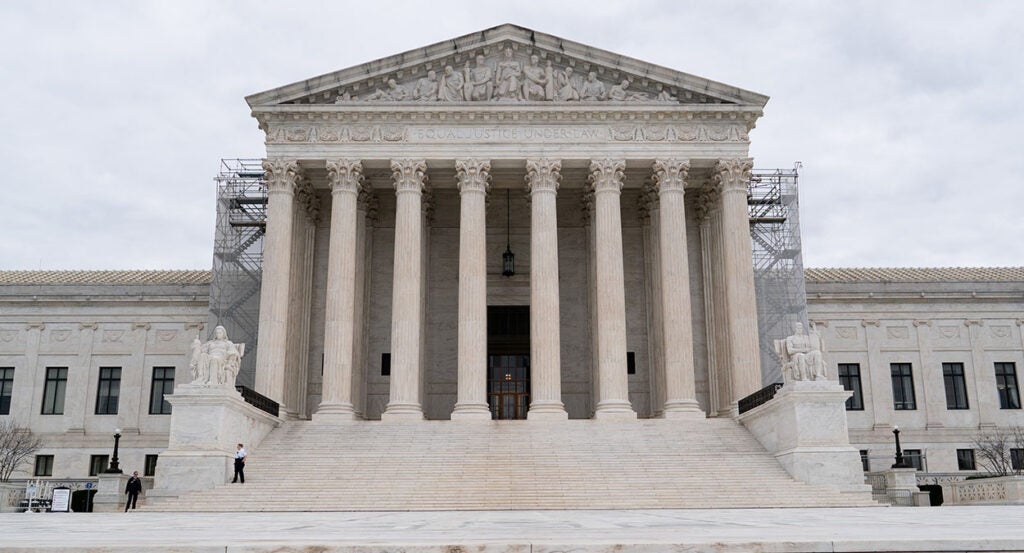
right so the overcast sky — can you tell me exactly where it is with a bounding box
[1,1,1021,271]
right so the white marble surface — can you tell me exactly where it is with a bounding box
[2,506,1024,552]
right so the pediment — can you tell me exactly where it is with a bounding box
[246,24,768,109]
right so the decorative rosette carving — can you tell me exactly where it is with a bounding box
[651,159,690,194]
[455,159,492,195]
[587,159,626,193]
[390,159,428,193]
[712,158,753,193]
[525,159,561,194]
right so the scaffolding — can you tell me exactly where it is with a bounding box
[208,159,267,388]
[749,164,808,385]
[206,159,807,389]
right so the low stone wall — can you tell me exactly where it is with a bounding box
[947,476,1024,505]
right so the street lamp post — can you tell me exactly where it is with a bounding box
[891,425,912,469]
[104,428,123,474]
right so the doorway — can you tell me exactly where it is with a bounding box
[487,306,530,420]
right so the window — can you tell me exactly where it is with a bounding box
[838,363,864,410]
[859,449,870,472]
[995,362,1021,410]
[94,367,121,415]
[149,367,175,415]
[903,449,923,471]
[41,367,68,415]
[381,353,391,376]
[957,449,976,470]
[890,363,916,410]
[144,454,158,477]
[626,352,636,375]
[34,455,53,477]
[942,363,969,410]
[89,455,109,476]
[0,367,13,415]
[1012,448,1024,472]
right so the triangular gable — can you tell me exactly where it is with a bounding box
[246,24,768,108]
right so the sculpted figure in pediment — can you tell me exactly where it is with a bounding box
[554,67,581,101]
[494,48,523,100]
[521,54,550,101]
[413,70,439,101]
[438,65,465,101]
[580,72,607,101]
[465,55,493,101]
[609,80,649,102]
[365,79,410,101]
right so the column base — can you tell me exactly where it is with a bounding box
[381,402,425,421]
[661,400,706,419]
[450,403,492,421]
[312,402,359,422]
[594,400,637,420]
[527,401,569,420]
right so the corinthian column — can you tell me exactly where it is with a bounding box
[713,158,762,403]
[315,159,363,421]
[382,159,428,421]
[652,159,703,418]
[525,159,568,420]
[451,159,492,420]
[254,159,299,407]
[589,159,637,419]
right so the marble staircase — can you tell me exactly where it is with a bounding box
[151,418,877,511]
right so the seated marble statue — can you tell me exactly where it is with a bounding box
[189,325,245,387]
[775,322,827,383]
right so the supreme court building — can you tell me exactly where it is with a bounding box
[246,23,765,423]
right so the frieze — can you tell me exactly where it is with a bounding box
[266,123,751,145]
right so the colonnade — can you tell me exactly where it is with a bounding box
[253,157,762,421]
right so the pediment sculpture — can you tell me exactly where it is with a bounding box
[189,325,245,387]
[329,47,685,105]
[775,322,828,384]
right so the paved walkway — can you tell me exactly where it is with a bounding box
[2,506,1023,552]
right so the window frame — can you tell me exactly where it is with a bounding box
[838,363,865,411]
[149,366,175,415]
[41,367,68,415]
[1011,448,1024,472]
[34,455,54,477]
[956,448,976,471]
[995,362,1021,410]
[890,363,917,410]
[94,366,121,415]
[144,454,158,477]
[89,455,109,477]
[0,366,14,415]
[859,449,870,472]
[903,448,924,471]
[942,362,970,410]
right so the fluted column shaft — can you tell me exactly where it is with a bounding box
[254,159,299,406]
[526,160,568,420]
[316,160,363,420]
[383,159,428,421]
[653,159,703,417]
[715,158,762,402]
[452,160,492,420]
[589,159,637,419]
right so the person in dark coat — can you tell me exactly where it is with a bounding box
[124,471,142,511]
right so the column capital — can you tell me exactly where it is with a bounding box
[325,159,364,195]
[588,159,626,193]
[637,180,659,224]
[262,159,301,194]
[455,159,492,195]
[525,159,561,194]
[712,158,754,193]
[295,177,321,224]
[391,159,428,193]
[652,159,690,193]
[692,187,719,225]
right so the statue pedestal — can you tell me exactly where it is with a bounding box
[739,381,872,497]
[147,385,279,503]
[92,473,130,512]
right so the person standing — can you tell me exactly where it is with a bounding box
[124,471,142,512]
[232,443,247,484]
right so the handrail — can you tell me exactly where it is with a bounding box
[235,385,280,417]
[737,382,784,414]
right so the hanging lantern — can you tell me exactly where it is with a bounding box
[502,189,515,277]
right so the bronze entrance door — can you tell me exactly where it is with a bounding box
[487,306,530,420]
